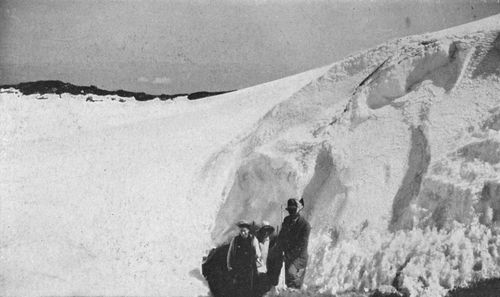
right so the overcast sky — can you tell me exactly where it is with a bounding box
[1,0,499,94]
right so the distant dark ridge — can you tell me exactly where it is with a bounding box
[0,80,235,101]
[187,91,232,100]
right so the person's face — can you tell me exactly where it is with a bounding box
[240,227,250,238]
[287,207,298,215]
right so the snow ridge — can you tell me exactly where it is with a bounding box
[202,15,500,296]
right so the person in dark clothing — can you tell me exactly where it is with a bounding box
[277,198,311,289]
[202,243,234,297]
[202,221,283,297]
[227,220,260,297]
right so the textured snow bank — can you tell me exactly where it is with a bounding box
[363,39,470,110]
[306,222,500,297]
[203,15,500,297]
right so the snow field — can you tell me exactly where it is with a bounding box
[0,65,329,296]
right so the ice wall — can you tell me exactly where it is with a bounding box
[203,15,500,296]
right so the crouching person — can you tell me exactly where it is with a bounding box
[227,220,260,297]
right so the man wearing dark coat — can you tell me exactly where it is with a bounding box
[277,198,311,289]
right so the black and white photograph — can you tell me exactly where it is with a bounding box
[1,1,500,296]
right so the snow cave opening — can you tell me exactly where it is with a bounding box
[211,145,348,244]
[211,153,298,244]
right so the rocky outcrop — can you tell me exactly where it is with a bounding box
[0,80,234,101]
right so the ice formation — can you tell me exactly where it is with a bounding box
[1,14,500,297]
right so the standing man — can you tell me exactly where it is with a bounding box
[227,220,260,297]
[278,198,311,289]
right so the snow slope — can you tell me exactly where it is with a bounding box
[2,14,500,297]
[0,65,331,296]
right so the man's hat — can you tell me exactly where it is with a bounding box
[236,220,251,229]
[259,221,275,234]
[285,198,303,211]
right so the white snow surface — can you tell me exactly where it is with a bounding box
[2,14,500,297]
